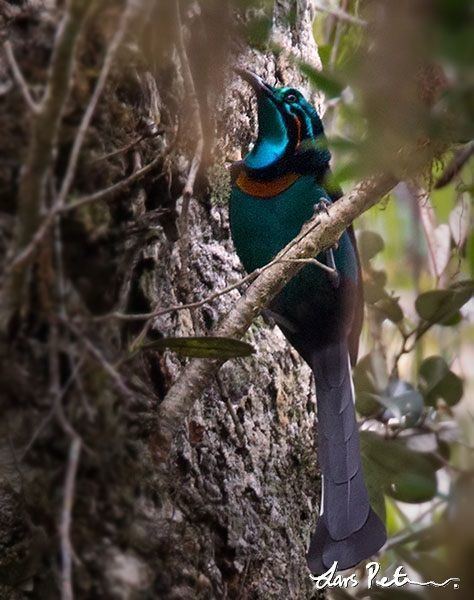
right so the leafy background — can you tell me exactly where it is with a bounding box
[309,1,473,597]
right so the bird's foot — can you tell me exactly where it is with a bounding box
[313,197,331,216]
[313,199,340,288]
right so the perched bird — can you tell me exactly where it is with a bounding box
[229,69,387,575]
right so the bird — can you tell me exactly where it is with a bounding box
[229,69,387,575]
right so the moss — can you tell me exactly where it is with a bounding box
[207,162,231,207]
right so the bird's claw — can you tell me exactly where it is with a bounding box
[313,197,331,216]
[313,198,340,288]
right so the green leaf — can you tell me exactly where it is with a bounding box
[299,63,344,98]
[415,280,473,325]
[419,356,464,406]
[358,230,385,264]
[373,295,404,323]
[376,379,425,428]
[354,353,388,416]
[317,44,331,70]
[142,336,256,358]
[361,432,438,504]
[390,471,437,503]
[364,280,386,304]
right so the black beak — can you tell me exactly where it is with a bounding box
[235,68,274,98]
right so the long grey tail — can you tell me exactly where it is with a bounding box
[307,342,386,575]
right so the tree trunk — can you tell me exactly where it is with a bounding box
[0,1,324,598]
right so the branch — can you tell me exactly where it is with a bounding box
[5,0,147,280]
[8,154,164,272]
[435,141,474,189]
[175,0,204,201]
[64,320,137,402]
[175,0,204,330]
[2,0,91,319]
[314,1,367,27]
[56,0,145,209]
[155,173,399,455]
[90,128,163,164]
[60,436,82,600]
[3,41,40,113]
[91,256,335,323]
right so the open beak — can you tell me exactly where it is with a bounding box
[235,68,274,98]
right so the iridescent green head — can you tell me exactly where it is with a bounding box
[235,69,330,175]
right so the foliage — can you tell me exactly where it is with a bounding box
[308,0,474,594]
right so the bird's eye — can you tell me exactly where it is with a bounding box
[286,93,298,103]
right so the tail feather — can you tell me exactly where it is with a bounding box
[307,342,386,574]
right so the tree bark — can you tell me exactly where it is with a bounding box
[0,1,325,598]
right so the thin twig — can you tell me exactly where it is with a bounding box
[383,498,445,552]
[329,0,349,70]
[9,154,164,272]
[216,375,246,445]
[3,0,147,299]
[3,41,40,113]
[64,155,164,213]
[279,257,336,274]
[93,269,260,322]
[314,1,367,27]
[50,320,79,440]
[435,141,474,189]
[56,0,144,209]
[64,320,136,401]
[90,129,163,164]
[1,0,91,319]
[89,242,336,324]
[60,436,82,600]
[126,212,326,350]
[20,355,86,460]
[175,0,204,331]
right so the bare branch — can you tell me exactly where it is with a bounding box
[66,322,136,401]
[435,141,474,189]
[90,129,163,164]
[64,154,164,213]
[216,375,246,446]
[175,0,204,331]
[8,154,164,272]
[155,173,399,455]
[56,0,145,209]
[1,0,91,319]
[91,256,336,323]
[175,0,204,201]
[314,1,367,27]
[60,436,82,600]
[3,41,40,113]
